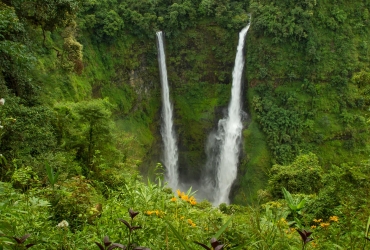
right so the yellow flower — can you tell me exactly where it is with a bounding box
[171,197,177,202]
[188,196,197,205]
[145,211,153,215]
[270,201,282,208]
[180,216,184,220]
[187,219,196,227]
[313,218,322,223]
[279,218,287,225]
[311,225,317,229]
[176,189,181,197]
[285,228,295,238]
[320,222,330,228]
[311,241,318,248]
[329,216,339,222]
[181,195,189,202]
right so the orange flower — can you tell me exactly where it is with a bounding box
[171,197,177,202]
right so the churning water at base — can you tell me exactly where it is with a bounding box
[203,24,251,206]
[156,31,179,190]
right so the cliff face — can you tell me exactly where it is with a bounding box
[45,1,370,203]
[143,1,370,203]
[1,0,369,204]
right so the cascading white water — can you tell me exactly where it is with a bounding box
[156,31,179,190]
[211,24,251,206]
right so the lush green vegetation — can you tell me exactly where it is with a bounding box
[247,0,370,166]
[2,163,370,249]
[1,0,370,249]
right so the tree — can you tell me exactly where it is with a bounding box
[55,99,115,174]
[0,3,37,102]
[102,10,124,38]
[267,153,323,198]
[60,21,84,73]
[0,96,57,164]
[13,0,83,33]
[199,0,215,16]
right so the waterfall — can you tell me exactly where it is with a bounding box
[206,24,251,206]
[156,31,179,190]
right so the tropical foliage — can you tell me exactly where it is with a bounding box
[0,0,370,249]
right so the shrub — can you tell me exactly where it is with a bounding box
[307,162,370,219]
[268,153,323,198]
[11,166,40,191]
[48,176,101,230]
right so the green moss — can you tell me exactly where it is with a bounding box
[101,84,136,115]
[234,121,270,205]
[173,82,231,176]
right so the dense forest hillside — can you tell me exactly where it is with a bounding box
[239,0,370,202]
[1,0,370,249]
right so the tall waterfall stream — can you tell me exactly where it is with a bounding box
[156,31,179,190]
[202,24,251,205]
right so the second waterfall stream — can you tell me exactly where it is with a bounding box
[205,23,251,206]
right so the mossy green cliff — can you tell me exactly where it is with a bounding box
[1,0,369,205]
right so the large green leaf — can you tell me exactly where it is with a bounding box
[164,220,191,250]
[213,216,234,240]
[282,188,294,208]
[296,198,306,210]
